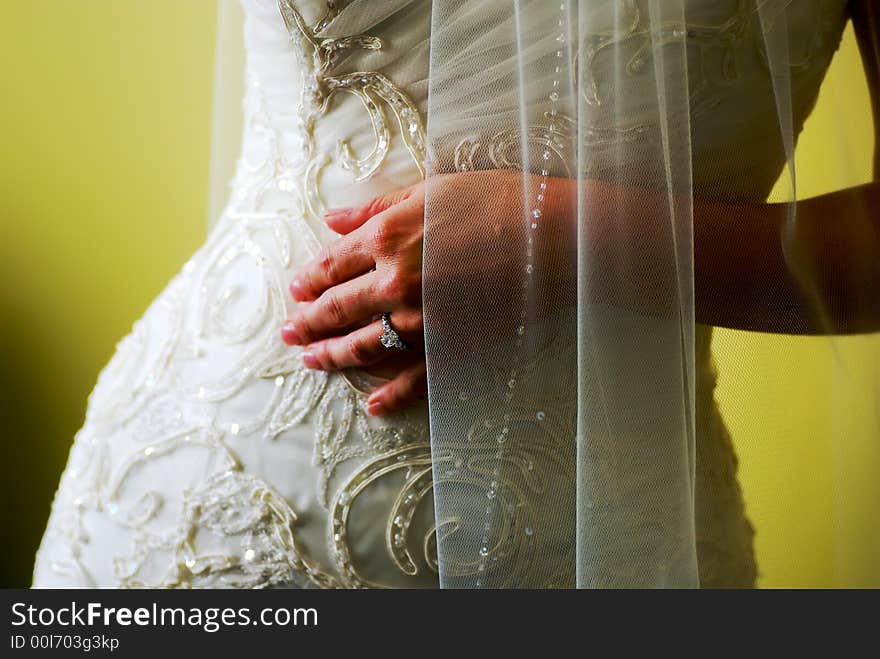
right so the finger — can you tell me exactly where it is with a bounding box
[366,360,427,416]
[289,234,374,302]
[361,351,420,379]
[283,271,395,345]
[323,186,417,235]
[301,322,386,371]
[323,208,369,235]
[301,312,423,371]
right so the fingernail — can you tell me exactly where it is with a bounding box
[302,350,319,369]
[289,279,306,301]
[324,207,351,221]
[281,321,301,345]
[367,400,385,416]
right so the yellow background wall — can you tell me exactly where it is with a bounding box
[0,5,875,587]
[0,1,218,586]
[715,23,880,587]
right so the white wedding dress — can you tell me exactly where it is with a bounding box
[33,0,849,588]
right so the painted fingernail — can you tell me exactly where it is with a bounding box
[289,279,306,301]
[367,400,385,416]
[281,321,300,345]
[301,350,319,369]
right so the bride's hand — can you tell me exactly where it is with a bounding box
[279,169,574,416]
[280,181,427,417]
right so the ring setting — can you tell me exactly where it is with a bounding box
[380,313,408,351]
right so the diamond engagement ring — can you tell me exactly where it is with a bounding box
[380,313,408,351]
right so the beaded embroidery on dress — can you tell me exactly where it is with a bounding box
[33,0,437,589]
[33,0,849,588]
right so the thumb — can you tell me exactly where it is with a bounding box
[323,186,416,235]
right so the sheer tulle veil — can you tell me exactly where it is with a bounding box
[209,1,880,587]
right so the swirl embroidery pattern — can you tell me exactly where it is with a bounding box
[453,0,847,166]
[34,0,434,589]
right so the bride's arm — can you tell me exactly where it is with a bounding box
[697,1,879,334]
[279,7,880,414]
[551,175,879,335]
[277,168,879,415]
[693,185,879,334]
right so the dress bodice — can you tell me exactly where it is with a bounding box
[230,0,848,215]
[226,0,431,250]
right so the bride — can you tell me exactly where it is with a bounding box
[33,0,880,588]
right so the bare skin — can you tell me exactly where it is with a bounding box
[282,4,880,416]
